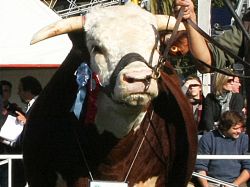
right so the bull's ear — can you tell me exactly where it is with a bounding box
[30,16,85,45]
[155,15,185,31]
[68,31,90,61]
[68,31,87,50]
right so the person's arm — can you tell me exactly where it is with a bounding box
[233,169,250,186]
[174,0,212,73]
[195,135,211,187]
[237,135,250,186]
[197,170,209,187]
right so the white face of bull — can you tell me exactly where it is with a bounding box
[30,3,185,138]
[80,4,161,137]
[85,4,160,106]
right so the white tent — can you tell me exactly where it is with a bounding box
[0,0,73,109]
[0,0,72,67]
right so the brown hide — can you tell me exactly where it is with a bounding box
[71,62,197,187]
[159,62,197,186]
[23,32,197,187]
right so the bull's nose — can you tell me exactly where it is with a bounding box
[123,73,152,91]
[124,75,152,83]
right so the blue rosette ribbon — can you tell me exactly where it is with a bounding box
[71,63,92,119]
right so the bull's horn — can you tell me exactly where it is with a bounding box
[30,16,85,45]
[155,15,185,31]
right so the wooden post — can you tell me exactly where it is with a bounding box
[197,0,211,96]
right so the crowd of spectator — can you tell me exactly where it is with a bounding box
[0,71,249,187]
[0,77,42,187]
[182,67,250,187]
[1,0,250,186]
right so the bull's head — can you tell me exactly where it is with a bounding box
[31,3,184,107]
[25,6,197,186]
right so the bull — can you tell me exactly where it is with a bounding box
[23,3,197,187]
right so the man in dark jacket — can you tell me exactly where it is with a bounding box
[12,76,42,187]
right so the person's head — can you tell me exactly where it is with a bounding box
[184,74,202,100]
[0,80,12,104]
[218,111,245,139]
[0,83,3,116]
[213,70,234,96]
[0,83,7,117]
[18,76,42,104]
[232,76,241,93]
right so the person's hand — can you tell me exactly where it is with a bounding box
[1,108,8,116]
[174,0,196,22]
[184,79,199,89]
[183,80,192,89]
[16,111,26,125]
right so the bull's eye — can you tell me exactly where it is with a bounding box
[92,46,102,54]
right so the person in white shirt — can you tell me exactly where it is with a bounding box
[16,76,42,125]
[12,76,42,187]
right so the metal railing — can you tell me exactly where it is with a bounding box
[197,154,250,159]
[1,154,250,187]
[192,172,238,187]
[192,155,250,187]
[0,155,23,187]
[56,0,120,18]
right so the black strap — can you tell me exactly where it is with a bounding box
[155,7,185,76]
[163,7,185,58]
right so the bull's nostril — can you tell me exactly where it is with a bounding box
[126,77,135,83]
[124,75,152,83]
[145,75,152,82]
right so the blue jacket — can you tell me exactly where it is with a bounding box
[195,130,250,183]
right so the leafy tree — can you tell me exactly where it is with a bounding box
[150,0,174,14]
[212,0,225,7]
[211,0,237,8]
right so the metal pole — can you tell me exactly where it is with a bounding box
[234,0,245,17]
[8,159,12,187]
[192,172,238,187]
[224,0,250,41]
[197,154,250,159]
[197,0,211,96]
